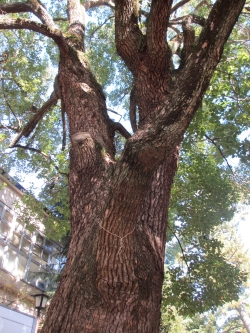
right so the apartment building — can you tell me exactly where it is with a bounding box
[0,169,62,332]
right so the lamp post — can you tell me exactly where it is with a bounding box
[32,292,49,333]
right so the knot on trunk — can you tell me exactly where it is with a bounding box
[71,131,92,145]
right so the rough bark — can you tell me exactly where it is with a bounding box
[0,0,246,332]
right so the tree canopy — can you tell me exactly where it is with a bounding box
[161,211,250,332]
[0,0,249,233]
[0,0,249,331]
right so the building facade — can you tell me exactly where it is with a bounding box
[0,169,62,330]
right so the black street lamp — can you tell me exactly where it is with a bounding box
[32,292,50,333]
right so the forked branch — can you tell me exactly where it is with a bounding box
[121,0,246,170]
[9,92,58,148]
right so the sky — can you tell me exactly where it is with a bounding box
[236,204,250,252]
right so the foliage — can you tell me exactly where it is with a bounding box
[14,191,69,240]
[160,11,250,316]
[162,213,250,331]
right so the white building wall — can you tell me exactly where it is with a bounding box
[0,304,36,333]
[0,169,63,329]
[0,176,23,210]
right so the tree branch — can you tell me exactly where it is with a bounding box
[115,0,143,71]
[1,77,22,130]
[204,134,235,175]
[61,108,67,151]
[28,0,58,30]
[167,225,191,279]
[1,77,27,93]
[0,16,64,45]
[169,15,206,68]
[9,92,58,148]
[194,0,212,12]
[111,122,131,139]
[171,0,192,14]
[0,1,58,31]
[53,17,68,22]
[0,2,31,15]
[87,15,114,40]
[195,0,245,60]
[107,108,122,122]
[54,165,68,177]
[168,33,182,57]
[169,15,206,30]
[179,15,196,69]
[12,144,50,159]
[129,84,137,133]
[0,124,19,132]
[0,14,68,53]
[168,24,181,35]
[84,0,115,10]
[146,0,172,53]
[67,0,85,42]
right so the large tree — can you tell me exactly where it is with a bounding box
[0,0,247,332]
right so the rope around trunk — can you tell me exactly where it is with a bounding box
[98,222,135,255]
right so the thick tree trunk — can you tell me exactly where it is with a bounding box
[41,157,178,332]
[40,44,179,332]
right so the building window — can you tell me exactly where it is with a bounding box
[13,218,25,233]
[0,200,62,290]
[30,233,59,269]
[20,236,31,255]
[2,249,28,280]
[3,209,13,223]
[0,202,11,240]
[17,254,28,279]
[10,231,21,248]
[27,261,50,290]
[0,221,10,240]
[36,234,44,247]
[2,248,18,273]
